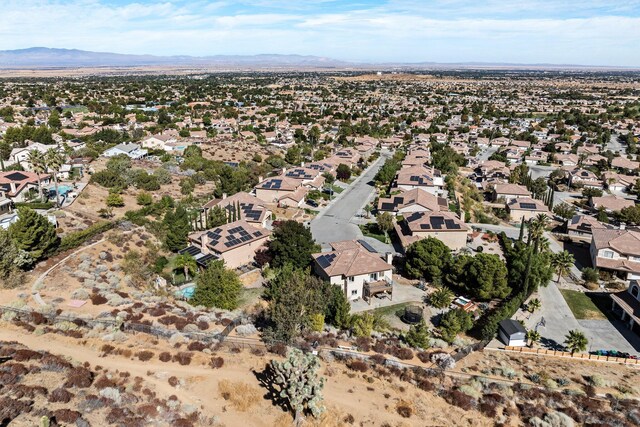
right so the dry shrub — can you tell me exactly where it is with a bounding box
[393,347,414,360]
[417,379,435,391]
[12,349,42,362]
[442,389,475,411]
[31,312,46,325]
[4,362,28,377]
[94,375,117,389]
[173,419,194,427]
[53,409,81,424]
[209,356,224,369]
[158,315,177,325]
[417,351,430,363]
[168,376,179,387]
[220,318,232,327]
[356,337,371,352]
[174,318,189,331]
[64,367,94,388]
[137,403,158,418]
[148,307,166,317]
[187,341,207,352]
[159,352,171,362]
[396,401,413,418]
[269,343,287,357]
[372,341,387,354]
[0,397,32,422]
[218,380,260,412]
[136,351,154,361]
[348,360,369,373]
[197,321,209,330]
[119,349,133,358]
[516,403,547,420]
[90,293,108,305]
[101,344,115,355]
[49,387,74,403]
[251,348,266,357]
[173,352,192,366]
[13,321,35,333]
[343,414,355,424]
[41,354,73,371]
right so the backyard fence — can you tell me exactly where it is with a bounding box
[495,345,640,366]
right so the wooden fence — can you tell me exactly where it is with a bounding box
[496,345,640,366]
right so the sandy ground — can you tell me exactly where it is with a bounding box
[0,323,493,426]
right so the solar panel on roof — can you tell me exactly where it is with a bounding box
[253,231,262,237]
[357,239,377,253]
[520,203,537,210]
[5,172,28,181]
[430,216,445,230]
[380,202,394,211]
[444,219,461,229]
[420,224,431,229]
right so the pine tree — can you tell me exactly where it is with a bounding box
[404,319,430,349]
[326,286,351,329]
[518,217,525,242]
[164,205,191,252]
[9,207,59,261]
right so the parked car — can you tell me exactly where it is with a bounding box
[306,199,319,207]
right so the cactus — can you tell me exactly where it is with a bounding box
[40,416,50,427]
[270,348,325,426]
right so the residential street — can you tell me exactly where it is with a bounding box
[311,150,392,250]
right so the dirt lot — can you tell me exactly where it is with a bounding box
[0,323,493,427]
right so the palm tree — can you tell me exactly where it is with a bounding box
[27,150,46,201]
[174,254,197,282]
[45,148,65,207]
[363,204,373,219]
[527,298,541,313]
[526,329,541,348]
[564,329,588,355]
[429,286,454,309]
[551,250,575,283]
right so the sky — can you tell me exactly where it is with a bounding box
[1,0,640,66]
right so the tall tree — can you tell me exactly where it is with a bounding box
[268,221,320,270]
[207,206,228,228]
[9,207,59,261]
[174,254,197,282]
[164,205,191,252]
[45,149,64,207]
[551,250,575,283]
[190,260,242,309]
[404,237,452,281]
[27,150,46,201]
[522,214,549,295]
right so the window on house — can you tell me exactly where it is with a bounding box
[348,276,355,282]
[632,285,639,299]
[351,290,358,296]
[603,250,614,259]
[369,273,378,281]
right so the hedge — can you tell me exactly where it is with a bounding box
[57,221,116,253]
[14,202,54,210]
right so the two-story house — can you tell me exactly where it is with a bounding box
[590,228,640,281]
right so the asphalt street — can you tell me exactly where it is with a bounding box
[311,150,391,249]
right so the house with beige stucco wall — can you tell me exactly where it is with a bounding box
[395,211,469,251]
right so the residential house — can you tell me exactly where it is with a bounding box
[492,184,532,203]
[284,167,325,189]
[569,169,603,189]
[507,197,550,222]
[590,228,640,281]
[312,240,393,302]
[610,281,640,335]
[141,133,178,151]
[254,176,301,203]
[202,192,271,228]
[612,157,640,172]
[555,154,579,167]
[0,171,51,202]
[567,215,610,238]
[395,166,445,196]
[102,143,148,159]
[377,188,448,214]
[590,195,634,213]
[395,211,469,250]
[183,220,270,270]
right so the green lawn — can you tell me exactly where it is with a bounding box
[359,223,386,243]
[559,289,607,320]
[239,287,264,308]
[330,184,344,194]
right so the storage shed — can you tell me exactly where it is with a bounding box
[498,319,527,347]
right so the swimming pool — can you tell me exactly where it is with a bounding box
[50,185,73,196]
[177,285,195,299]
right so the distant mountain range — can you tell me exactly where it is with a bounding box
[0,47,635,71]
[0,47,349,69]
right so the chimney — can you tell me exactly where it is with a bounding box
[301,162,305,167]
[620,223,626,230]
[258,175,264,183]
[200,233,208,253]
[282,167,286,175]
[222,193,227,200]
[385,252,393,265]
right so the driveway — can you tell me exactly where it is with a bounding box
[350,282,425,313]
[311,151,391,249]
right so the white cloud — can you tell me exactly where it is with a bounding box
[0,0,638,65]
